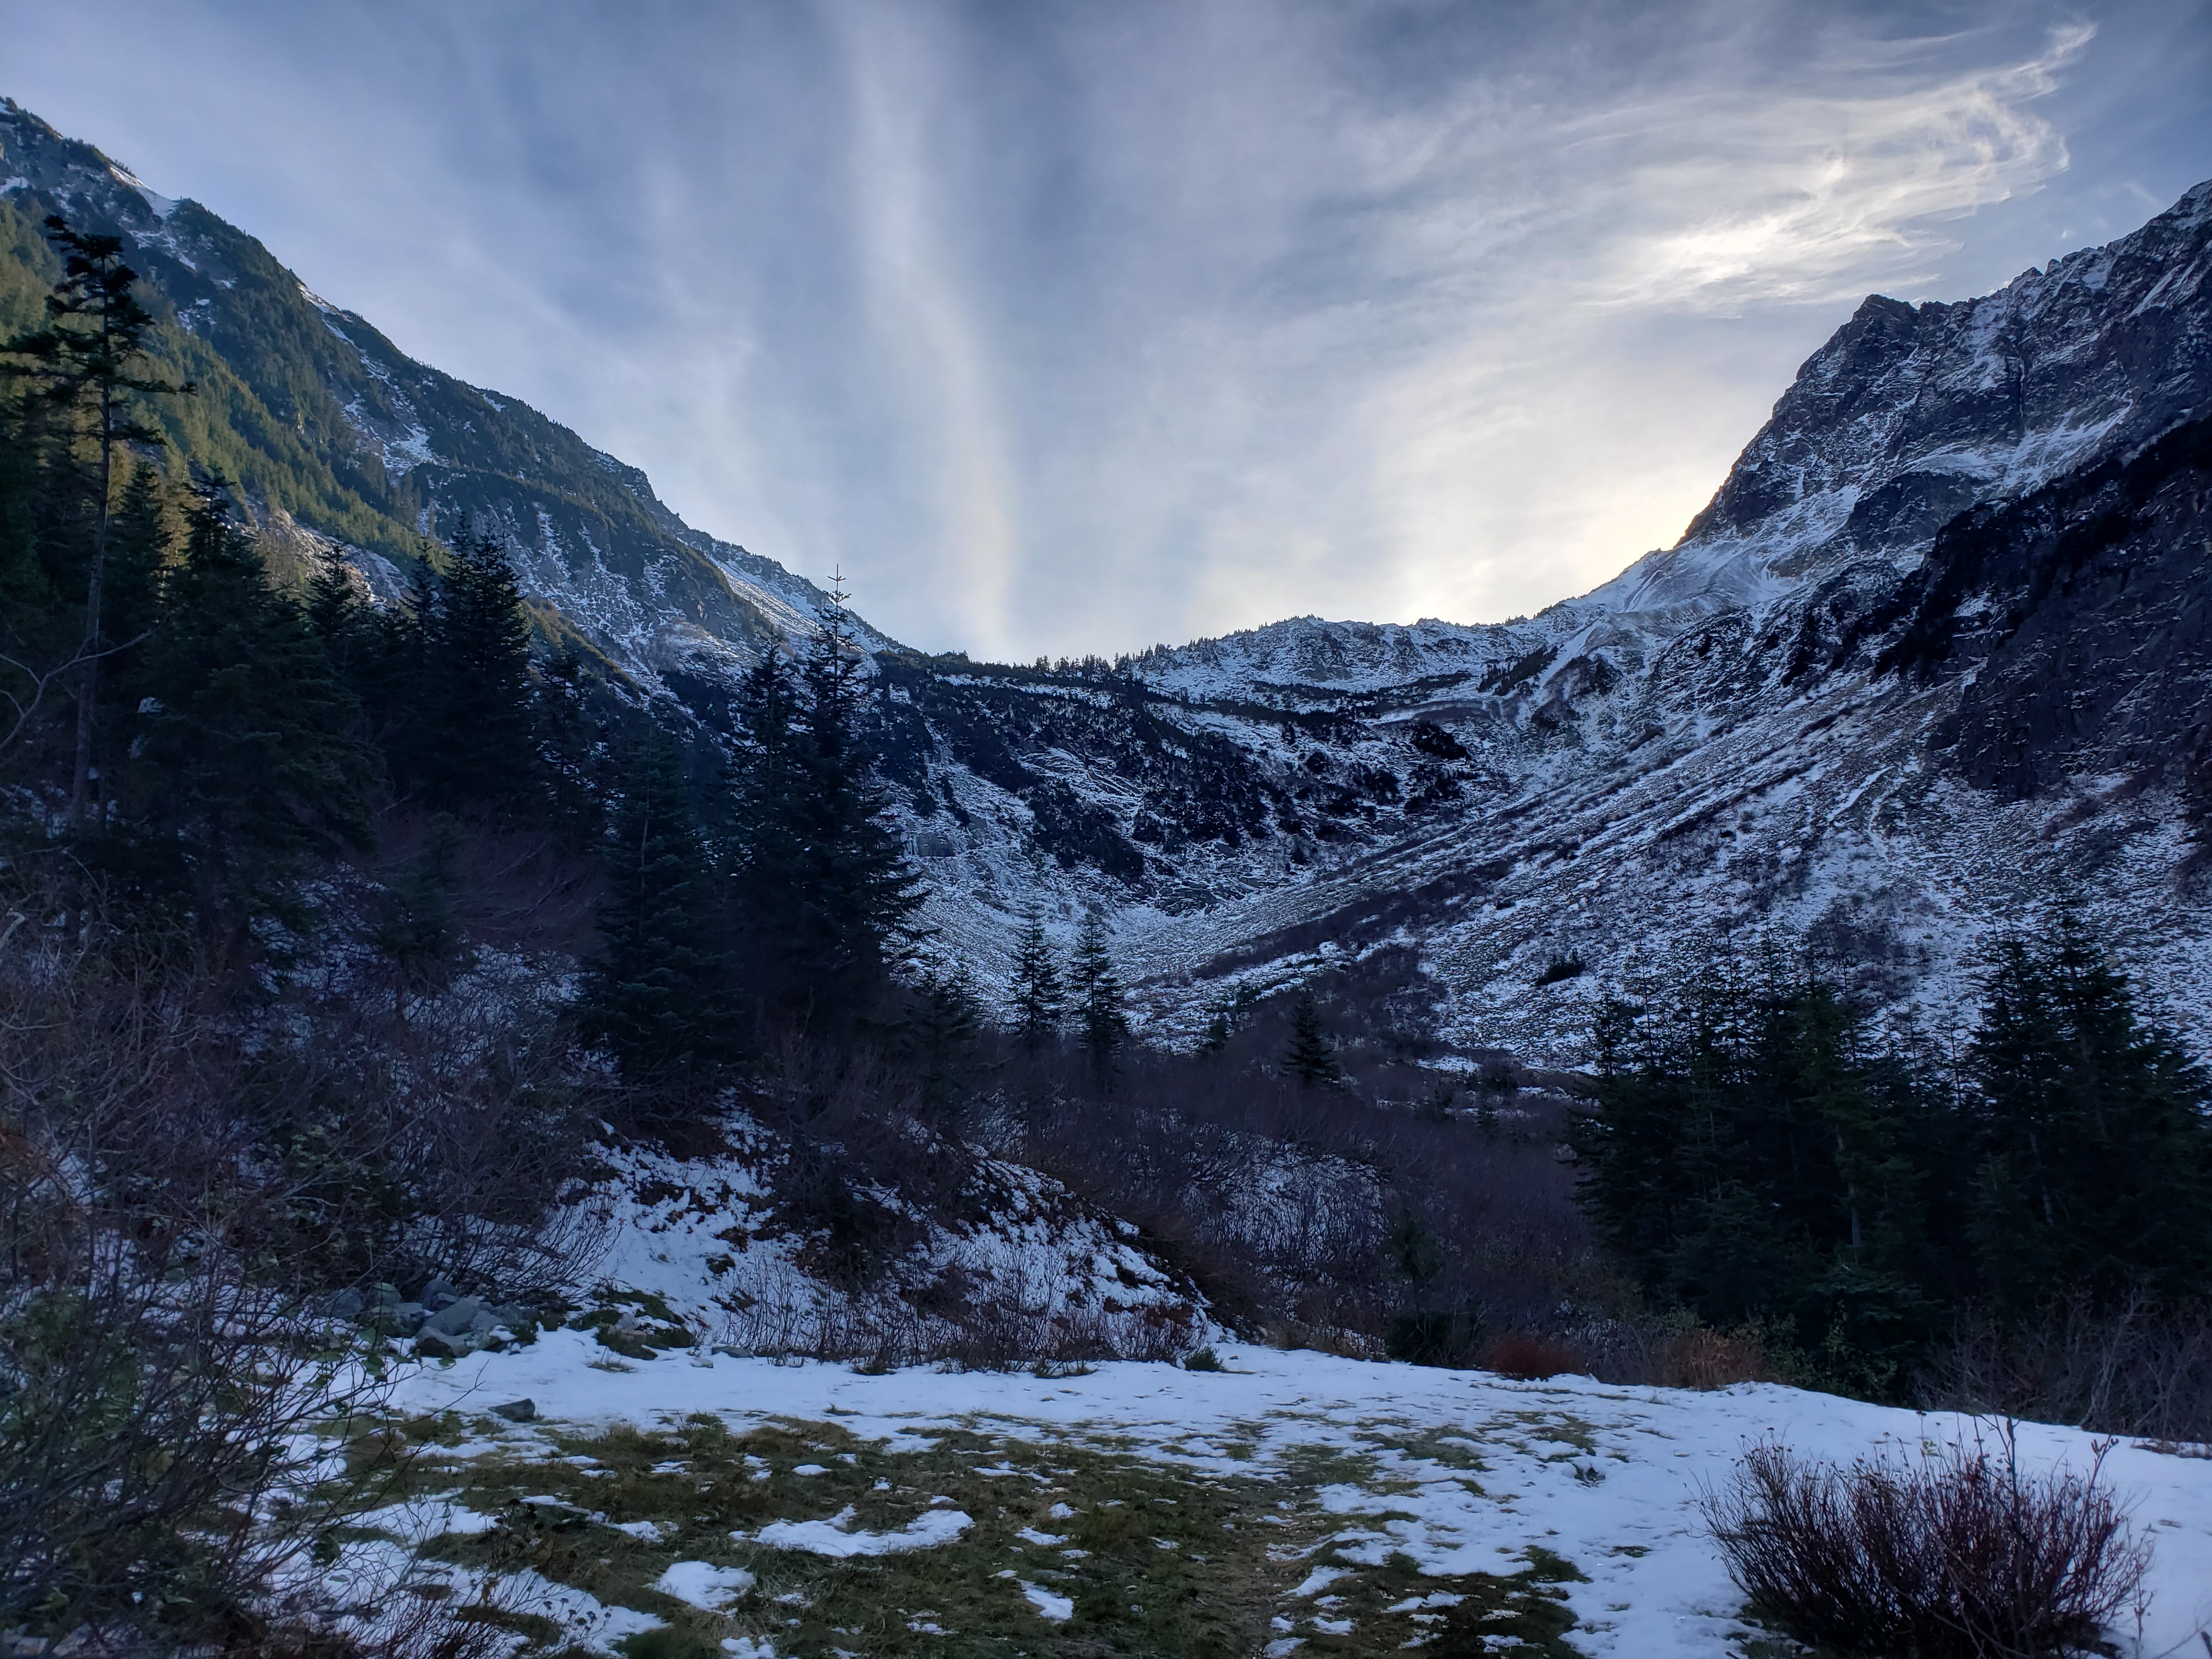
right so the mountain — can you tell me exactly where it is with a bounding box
[0,97,889,695]
[5,95,2209,1065]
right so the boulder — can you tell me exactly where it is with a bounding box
[424,1296,485,1336]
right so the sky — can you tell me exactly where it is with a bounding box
[4,2,2210,658]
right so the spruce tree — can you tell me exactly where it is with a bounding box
[430,534,541,819]
[376,534,544,821]
[905,958,985,1129]
[1963,919,2212,1314]
[725,588,922,1027]
[1283,990,1342,1087]
[535,649,607,849]
[1070,912,1130,1082]
[373,813,468,1011]
[1007,906,1064,1049]
[575,724,732,1087]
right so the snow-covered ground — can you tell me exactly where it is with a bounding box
[392,1331,2212,1657]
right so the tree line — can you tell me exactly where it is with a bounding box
[1570,923,2212,1396]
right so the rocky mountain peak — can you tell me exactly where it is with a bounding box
[1582,176,2212,627]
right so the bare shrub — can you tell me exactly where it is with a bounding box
[1661,1326,1773,1390]
[1702,1431,2153,1658]
[1922,1297,2212,1443]
[0,1161,395,1647]
[1485,1331,1587,1379]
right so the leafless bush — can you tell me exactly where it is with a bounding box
[1002,1032,1615,1355]
[1484,1331,1588,1379]
[1922,1297,2212,1443]
[0,1152,396,1648]
[1661,1325,1774,1390]
[1702,1431,2153,1658]
[0,873,597,1650]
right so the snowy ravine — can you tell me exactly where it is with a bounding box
[357,1336,2212,1657]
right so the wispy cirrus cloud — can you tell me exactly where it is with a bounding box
[2,1,2204,654]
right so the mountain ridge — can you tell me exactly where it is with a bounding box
[7,93,2211,1066]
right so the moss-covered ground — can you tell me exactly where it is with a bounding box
[357,1403,1598,1657]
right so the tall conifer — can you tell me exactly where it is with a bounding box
[1070,912,1130,1083]
[576,725,731,1087]
[0,216,191,821]
[1007,907,1065,1049]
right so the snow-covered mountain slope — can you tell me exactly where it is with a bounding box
[8,91,2208,1065]
[864,179,2212,1063]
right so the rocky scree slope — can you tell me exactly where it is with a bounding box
[874,179,2212,1063]
[7,95,2209,1064]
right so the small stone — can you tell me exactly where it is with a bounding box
[425,1296,486,1336]
[489,1398,536,1423]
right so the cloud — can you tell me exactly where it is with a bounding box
[1596,22,2093,309]
[2,1,2202,657]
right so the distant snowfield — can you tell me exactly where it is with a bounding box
[397,1329,2212,1656]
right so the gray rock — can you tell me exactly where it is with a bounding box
[387,1302,428,1335]
[320,1288,365,1321]
[425,1296,485,1336]
[420,1276,461,1310]
[373,1282,402,1308]
[488,1398,536,1423]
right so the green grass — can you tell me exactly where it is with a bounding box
[358,1407,1596,1657]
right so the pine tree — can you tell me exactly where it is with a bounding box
[535,648,606,849]
[376,534,545,821]
[373,813,469,1011]
[905,958,985,1129]
[0,216,191,821]
[1070,912,1130,1083]
[1283,990,1342,1087]
[430,534,541,819]
[1007,907,1064,1049]
[575,724,732,1087]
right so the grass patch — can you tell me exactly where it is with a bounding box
[377,1408,1591,1657]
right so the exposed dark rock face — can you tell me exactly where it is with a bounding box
[1881,416,2212,804]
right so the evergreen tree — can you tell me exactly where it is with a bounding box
[1963,919,2212,1314]
[376,534,544,821]
[1070,912,1130,1083]
[1570,960,1949,1383]
[725,590,922,1028]
[905,958,985,1130]
[575,725,732,1087]
[427,534,541,819]
[121,485,376,933]
[372,814,469,1011]
[1007,906,1064,1049]
[535,648,607,849]
[1283,990,1343,1087]
[0,216,191,821]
